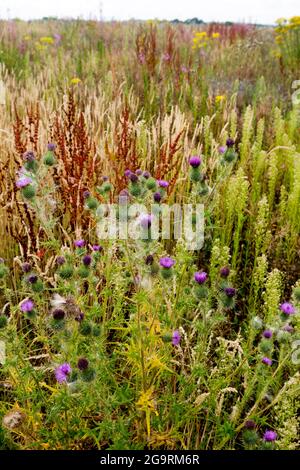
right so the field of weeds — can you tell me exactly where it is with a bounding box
[0,17,299,450]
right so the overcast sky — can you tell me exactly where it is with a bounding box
[0,0,298,24]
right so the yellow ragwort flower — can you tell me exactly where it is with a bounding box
[70,77,82,85]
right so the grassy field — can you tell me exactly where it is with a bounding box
[0,17,299,450]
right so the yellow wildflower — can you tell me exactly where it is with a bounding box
[70,77,82,85]
[40,36,54,45]
[212,32,220,39]
[215,95,226,104]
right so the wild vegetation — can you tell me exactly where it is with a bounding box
[0,17,299,450]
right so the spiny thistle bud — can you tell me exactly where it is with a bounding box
[159,257,175,279]
[0,260,8,279]
[92,325,101,336]
[194,284,208,299]
[251,316,263,330]
[23,151,38,172]
[27,274,38,284]
[293,286,300,303]
[77,265,90,279]
[146,177,157,190]
[43,151,56,166]
[58,264,74,279]
[153,191,162,203]
[21,185,36,200]
[79,321,92,336]
[129,173,138,183]
[259,339,273,354]
[0,315,8,329]
[31,278,44,293]
[86,197,98,210]
[81,367,96,382]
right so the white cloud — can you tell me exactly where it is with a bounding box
[0,0,298,24]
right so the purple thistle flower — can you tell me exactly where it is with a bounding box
[92,245,102,252]
[262,357,272,366]
[189,156,202,168]
[280,302,295,315]
[27,274,38,284]
[22,262,31,273]
[283,324,294,333]
[129,173,138,183]
[172,330,181,346]
[244,420,256,430]
[145,254,154,265]
[157,180,169,188]
[77,358,89,371]
[224,287,236,297]
[143,171,150,179]
[82,255,92,266]
[74,239,85,248]
[23,150,35,162]
[83,190,91,199]
[194,271,207,284]
[16,176,33,188]
[55,363,71,383]
[136,169,143,176]
[20,299,35,312]
[153,191,162,203]
[226,138,235,147]
[53,309,65,320]
[159,257,175,269]
[139,214,153,229]
[56,256,66,266]
[263,329,273,339]
[47,143,56,151]
[263,430,277,442]
[218,146,226,154]
[102,176,109,182]
[220,266,230,278]
[124,169,132,178]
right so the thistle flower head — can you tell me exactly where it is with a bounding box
[220,266,230,278]
[143,171,150,179]
[194,271,207,284]
[280,302,295,315]
[56,256,66,266]
[153,191,162,203]
[262,329,273,339]
[224,287,236,297]
[83,190,91,199]
[124,169,132,178]
[55,363,71,383]
[226,138,235,147]
[263,430,277,442]
[92,245,102,252]
[135,169,143,176]
[172,330,181,346]
[20,299,34,312]
[262,357,272,366]
[47,143,56,151]
[27,274,38,284]
[21,262,31,273]
[159,257,175,269]
[77,358,89,370]
[16,176,32,188]
[189,156,202,168]
[129,173,138,183]
[283,324,294,333]
[157,180,169,188]
[23,150,35,162]
[52,309,65,320]
[218,146,226,154]
[145,254,154,265]
[82,255,92,266]
[244,420,256,430]
[74,239,85,248]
